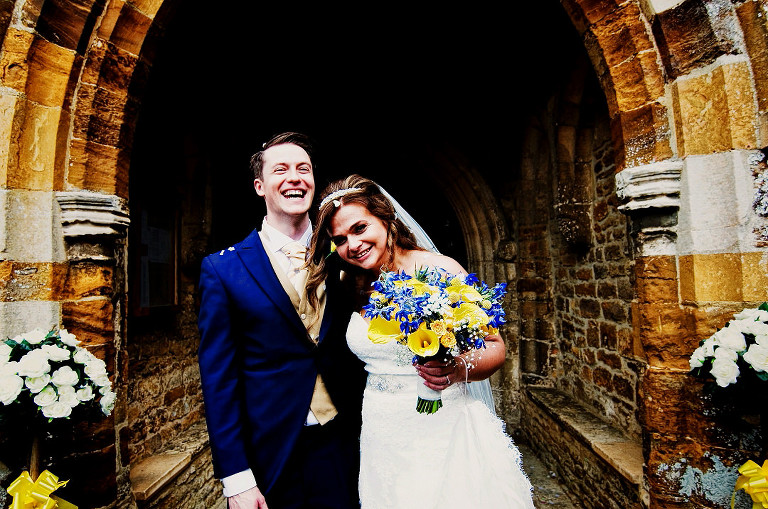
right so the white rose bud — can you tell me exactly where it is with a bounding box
[16,350,51,378]
[25,374,51,394]
[734,319,768,337]
[42,344,72,362]
[51,366,80,387]
[710,356,740,387]
[100,390,116,415]
[42,401,73,419]
[93,374,111,388]
[33,385,58,407]
[0,374,23,404]
[58,329,79,347]
[76,385,95,402]
[714,326,747,353]
[689,346,708,369]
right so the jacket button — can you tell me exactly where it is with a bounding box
[301,313,307,320]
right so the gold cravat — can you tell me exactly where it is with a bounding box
[281,241,308,294]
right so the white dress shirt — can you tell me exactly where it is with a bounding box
[221,218,314,498]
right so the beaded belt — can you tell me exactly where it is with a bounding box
[366,374,410,393]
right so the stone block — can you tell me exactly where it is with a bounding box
[0,300,60,338]
[617,101,673,167]
[742,251,768,301]
[652,0,725,79]
[11,101,63,190]
[635,303,696,368]
[61,297,114,345]
[678,151,754,255]
[25,37,76,107]
[0,28,34,93]
[0,261,67,301]
[672,59,759,156]
[0,92,22,187]
[109,4,153,56]
[36,0,95,51]
[679,253,743,302]
[0,189,65,261]
[67,138,127,196]
[635,255,678,304]
[736,0,768,114]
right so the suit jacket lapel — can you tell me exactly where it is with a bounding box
[236,229,306,334]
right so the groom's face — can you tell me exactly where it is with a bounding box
[254,143,315,220]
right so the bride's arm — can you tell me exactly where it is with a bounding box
[416,333,506,390]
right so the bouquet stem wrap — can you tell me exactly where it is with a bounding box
[6,469,77,509]
[416,382,443,414]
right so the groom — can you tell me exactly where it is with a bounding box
[197,132,365,509]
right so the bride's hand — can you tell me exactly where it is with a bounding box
[415,357,468,391]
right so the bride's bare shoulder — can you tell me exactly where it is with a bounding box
[414,250,466,275]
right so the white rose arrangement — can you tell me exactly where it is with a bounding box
[0,327,116,421]
[689,304,768,388]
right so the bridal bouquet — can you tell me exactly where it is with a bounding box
[363,268,507,413]
[0,327,116,421]
[689,303,768,388]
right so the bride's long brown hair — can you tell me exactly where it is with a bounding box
[306,174,424,312]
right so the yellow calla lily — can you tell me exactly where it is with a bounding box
[396,279,437,296]
[368,316,404,344]
[453,302,490,328]
[446,284,482,303]
[407,323,440,357]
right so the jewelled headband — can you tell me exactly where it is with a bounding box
[319,187,362,208]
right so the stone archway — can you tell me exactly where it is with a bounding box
[1,0,767,507]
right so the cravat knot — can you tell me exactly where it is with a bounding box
[282,241,307,270]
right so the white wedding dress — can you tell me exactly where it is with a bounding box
[346,312,536,509]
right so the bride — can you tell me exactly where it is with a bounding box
[305,175,535,509]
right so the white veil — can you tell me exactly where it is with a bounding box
[377,184,497,415]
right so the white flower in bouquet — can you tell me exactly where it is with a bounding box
[25,374,51,394]
[714,326,747,352]
[42,401,73,419]
[16,328,47,345]
[58,329,79,347]
[100,389,116,415]
[0,343,12,363]
[57,386,79,408]
[0,361,18,377]
[734,308,768,321]
[33,385,58,407]
[733,319,768,337]
[743,342,768,373]
[42,344,72,362]
[16,350,51,378]
[0,374,23,405]
[84,358,107,379]
[51,366,79,387]
[76,385,95,402]
[711,356,740,388]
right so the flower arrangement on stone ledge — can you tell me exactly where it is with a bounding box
[689,304,768,509]
[689,303,768,388]
[0,327,115,421]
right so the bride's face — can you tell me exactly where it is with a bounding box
[329,202,389,272]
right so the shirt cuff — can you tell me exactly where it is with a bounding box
[221,469,257,497]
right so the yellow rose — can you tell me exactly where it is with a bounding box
[440,332,457,348]
[430,320,447,337]
[407,323,440,357]
[368,316,404,344]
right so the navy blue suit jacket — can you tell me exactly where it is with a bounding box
[197,229,364,494]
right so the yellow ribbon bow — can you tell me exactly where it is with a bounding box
[732,460,768,509]
[6,470,77,509]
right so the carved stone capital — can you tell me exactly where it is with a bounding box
[615,161,683,212]
[56,191,130,239]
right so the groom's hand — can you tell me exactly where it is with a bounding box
[228,486,268,509]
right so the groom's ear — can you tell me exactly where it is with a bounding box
[254,179,265,197]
